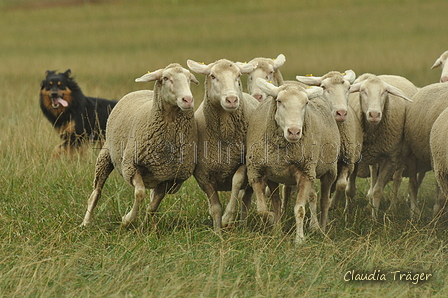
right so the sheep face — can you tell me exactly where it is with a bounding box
[244,54,286,102]
[135,64,198,111]
[275,88,309,142]
[256,78,323,143]
[187,59,257,112]
[296,70,355,123]
[349,77,411,125]
[431,50,448,83]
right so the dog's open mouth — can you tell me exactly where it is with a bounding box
[51,96,69,109]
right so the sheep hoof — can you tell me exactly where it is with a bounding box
[294,236,305,245]
[222,212,236,227]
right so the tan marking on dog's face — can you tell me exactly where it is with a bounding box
[40,82,73,117]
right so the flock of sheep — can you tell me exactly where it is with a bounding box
[80,51,448,244]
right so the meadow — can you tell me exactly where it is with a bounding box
[1,0,448,296]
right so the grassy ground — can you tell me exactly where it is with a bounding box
[1,0,448,297]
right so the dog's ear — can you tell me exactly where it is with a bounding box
[63,69,72,78]
[45,70,55,77]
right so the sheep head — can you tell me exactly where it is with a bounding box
[187,58,258,112]
[431,50,448,83]
[349,76,411,125]
[135,63,198,111]
[240,54,286,102]
[296,70,356,123]
[256,78,323,143]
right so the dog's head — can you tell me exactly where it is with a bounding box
[40,69,74,110]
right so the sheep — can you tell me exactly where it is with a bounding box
[296,70,363,216]
[431,50,448,83]
[348,73,417,220]
[186,58,259,230]
[430,106,448,217]
[246,79,340,244]
[404,83,448,218]
[80,63,199,227]
[240,54,286,102]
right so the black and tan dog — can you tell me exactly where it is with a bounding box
[40,69,118,156]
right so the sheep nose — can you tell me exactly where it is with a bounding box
[181,95,194,107]
[225,95,239,108]
[441,76,448,83]
[252,93,263,102]
[287,127,301,137]
[369,111,380,118]
[335,109,347,122]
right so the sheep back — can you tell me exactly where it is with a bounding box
[430,106,448,196]
[106,89,197,188]
[247,96,340,185]
[405,83,448,168]
[194,92,259,190]
[349,75,417,166]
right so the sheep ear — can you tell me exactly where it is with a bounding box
[135,69,164,82]
[256,77,280,97]
[295,75,322,86]
[305,86,323,99]
[238,61,258,74]
[187,59,212,75]
[431,57,442,69]
[349,82,361,93]
[386,84,412,102]
[343,70,356,84]
[190,73,200,85]
[273,54,286,69]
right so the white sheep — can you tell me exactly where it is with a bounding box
[430,106,448,217]
[246,79,340,244]
[240,54,286,101]
[404,83,448,218]
[296,70,363,216]
[348,73,416,220]
[80,63,199,227]
[187,58,259,230]
[431,50,448,83]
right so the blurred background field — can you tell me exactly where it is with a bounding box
[1,0,448,297]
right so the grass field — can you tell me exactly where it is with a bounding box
[1,0,448,297]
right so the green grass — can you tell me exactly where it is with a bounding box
[1,0,448,297]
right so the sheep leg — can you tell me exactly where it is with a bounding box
[281,185,292,216]
[330,165,349,209]
[308,187,319,232]
[267,180,281,223]
[367,164,379,206]
[370,160,395,220]
[202,182,222,231]
[294,176,313,244]
[320,173,335,231]
[222,165,246,227]
[143,183,168,229]
[344,164,359,221]
[240,187,253,222]
[389,168,403,211]
[252,179,274,223]
[433,184,447,218]
[122,171,146,227]
[81,148,114,227]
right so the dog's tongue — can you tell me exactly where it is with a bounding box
[56,97,68,107]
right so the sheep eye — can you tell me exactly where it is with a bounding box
[210,74,216,80]
[163,76,169,81]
